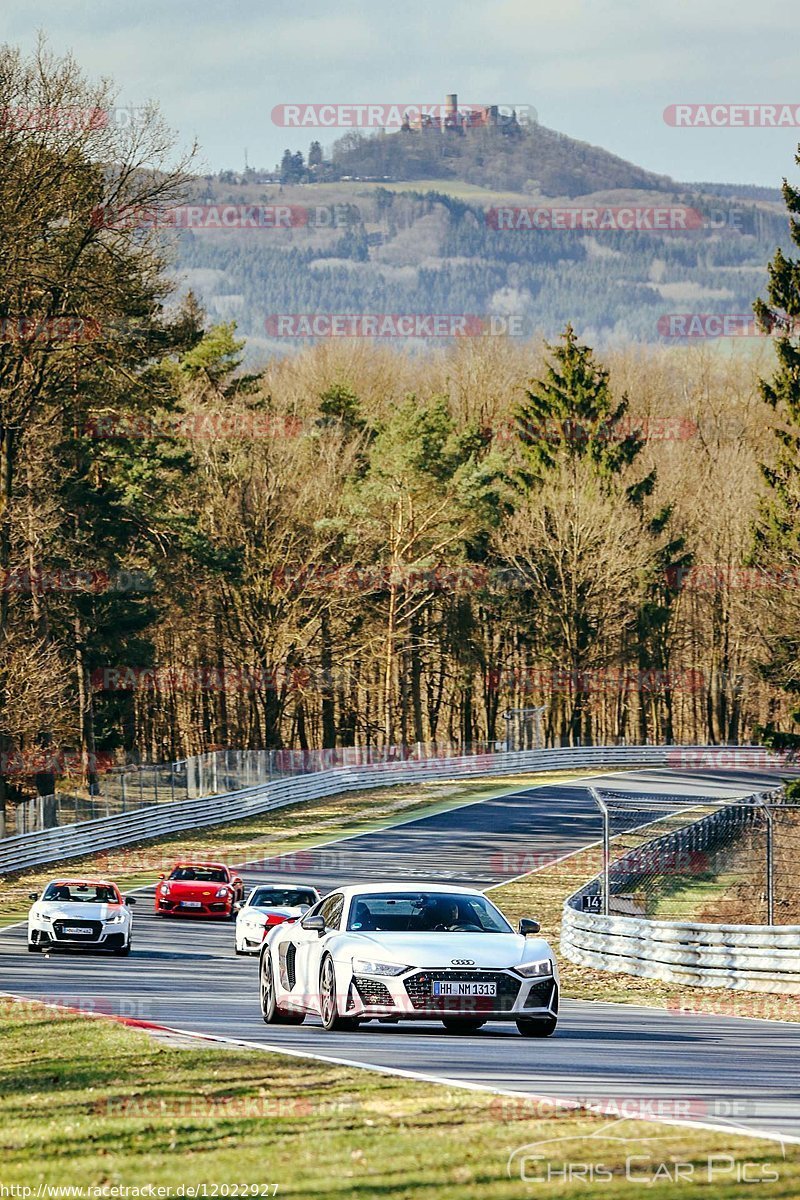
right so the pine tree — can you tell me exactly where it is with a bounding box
[751,144,800,755]
[516,324,648,496]
[508,325,683,744]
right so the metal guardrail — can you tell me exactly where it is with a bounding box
[0,743,755,877]
[561,801,800,994]
[562,906,800,994]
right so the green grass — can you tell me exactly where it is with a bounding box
[645,872,743,921]
[0,769,610,927]
[0,997,794,1198]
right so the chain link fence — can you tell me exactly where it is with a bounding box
[586,786,799,926]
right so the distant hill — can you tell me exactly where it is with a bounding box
[175,124,791,363]
[328,123,672,198]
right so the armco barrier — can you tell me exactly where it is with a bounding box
[562,801,800,994]
[0,743,787,878]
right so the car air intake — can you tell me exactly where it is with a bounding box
[353,977,394,1006]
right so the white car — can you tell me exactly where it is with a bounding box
[259,883,559,1036]
[235,883,320,954]
[27,878,135,955]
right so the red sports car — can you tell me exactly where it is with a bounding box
[155,861,244,918]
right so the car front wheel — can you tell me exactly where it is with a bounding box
[260,952,305,1025]
[516,1017,557,1038]
[319,956,357,1032]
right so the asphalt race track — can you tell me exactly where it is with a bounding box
[3,768,799,1142]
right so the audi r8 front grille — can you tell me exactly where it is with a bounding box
[52,919,103,942]
[353,977,394,1007]
[404,970,521,1013]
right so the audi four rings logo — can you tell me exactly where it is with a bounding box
[451,958,475,966]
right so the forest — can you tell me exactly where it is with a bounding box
[179,180,793,356]
[1,44,799,813]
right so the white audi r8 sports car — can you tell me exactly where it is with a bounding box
[27,878,136,955]
[259,883,558,1036]
[235,883,320,954]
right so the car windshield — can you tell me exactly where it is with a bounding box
[169,867,227,883]
[248,887,316,908]
[346,892,513,934]
[42,883,119,904]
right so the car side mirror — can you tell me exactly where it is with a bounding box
[519,918,540,936]
[29,892,39,901]
[125,897,136,906]
[300,913,326,934]
[158,873,166,880]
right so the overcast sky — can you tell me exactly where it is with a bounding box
[3,0,799,187]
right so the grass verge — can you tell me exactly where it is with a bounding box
[0,997,794,1198]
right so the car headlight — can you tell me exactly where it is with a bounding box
[352,957,411,977]
[215,887,231,898]
[38,913,52,922]
[105,913,125,924]
[159,883,170,895]
[514,958,553,978]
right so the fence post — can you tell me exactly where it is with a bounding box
[765,801,774,926]
[590,787,610,916]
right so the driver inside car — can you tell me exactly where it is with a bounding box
[426,899,461,930]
